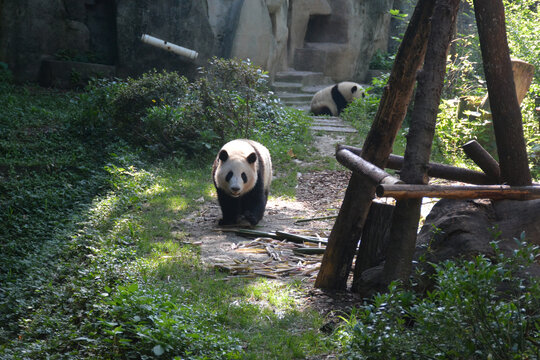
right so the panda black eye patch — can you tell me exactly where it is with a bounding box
[241,173,248,183]
[226,171,233,182]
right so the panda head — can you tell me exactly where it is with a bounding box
[338,81,365,102]
[215,147,258,198]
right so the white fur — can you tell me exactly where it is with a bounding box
[214,139,272,197]
[310,81,364,116]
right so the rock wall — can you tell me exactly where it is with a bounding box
[0,0,395,84]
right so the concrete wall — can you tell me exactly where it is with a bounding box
[0,0,395,84]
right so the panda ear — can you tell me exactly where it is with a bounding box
[219,150,229,162]
[351,86,358,94]
[247,152,257,164]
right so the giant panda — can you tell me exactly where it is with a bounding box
[212,139,272,226]
[310,81,365,116]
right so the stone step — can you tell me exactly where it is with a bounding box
[276,92,314,103]
[311,125,357,133]
[271,81,304,93]
[311,116,357,133]
[274,70,332,87]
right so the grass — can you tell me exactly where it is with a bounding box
[0,81,335,359]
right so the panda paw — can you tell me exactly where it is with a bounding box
[243,212,261,226]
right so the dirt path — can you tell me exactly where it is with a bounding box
[175,131,365,317]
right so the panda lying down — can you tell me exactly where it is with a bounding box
[310,81,365,116]
[212,139,272,226]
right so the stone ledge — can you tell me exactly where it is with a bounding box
[39,59,116,89]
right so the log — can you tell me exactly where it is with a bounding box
[381,0,461,286]
[473,0,532,185]
[462,140,501,182]
[376,184,540,200]
[335,147,402,185]
[339,144,495,185]
[315,0,436,290]
[351,202,394,292]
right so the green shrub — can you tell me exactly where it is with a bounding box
[110,70,190,131]
[337,239,540,359]
[90,283,241,359]
[76,58,311,157]
[0,62,13,83]
[341,88,381,136]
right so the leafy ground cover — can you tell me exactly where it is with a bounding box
[2,5,540,354]
[0,66,339,359]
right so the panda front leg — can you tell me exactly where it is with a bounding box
[216,190,241,226]
[241,189,268,226]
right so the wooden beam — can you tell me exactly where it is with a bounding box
[376,184,540,200]
[339,144,495,185]
[336,147,402,185]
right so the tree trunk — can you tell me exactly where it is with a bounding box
[473,0,532,186]
[381,0,461,285]
[314,0,435,290]
[351,202,394,292]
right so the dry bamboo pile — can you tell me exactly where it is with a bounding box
[211,229,328,280]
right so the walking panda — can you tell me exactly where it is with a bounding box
[310,81,365,116]
[212,139,272,226]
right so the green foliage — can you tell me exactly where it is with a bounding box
[341,76,408,156]
[54,48,105,64]
[337,239,540,359]
[76,58,311,157]
[92,283,241,359]
[0,66,319,359]
[0,62,13,83]
[369,50,395,71]
[341,89,380,135]
[504,0,540,84]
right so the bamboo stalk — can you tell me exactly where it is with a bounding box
[230,228,280,239]
[294,215,338,223]
[275,231,328,244]
[376,184,540,200]
[293,248,326,255]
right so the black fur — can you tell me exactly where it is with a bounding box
[331,84,348,115]
[213,143,268,226]
[215,166,267,226]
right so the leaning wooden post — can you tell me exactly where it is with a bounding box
[381,0,461,286]
[462,140,501,183]
[473,0,532,186]
[314,0,435,290]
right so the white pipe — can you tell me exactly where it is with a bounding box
[140,34,198,60]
